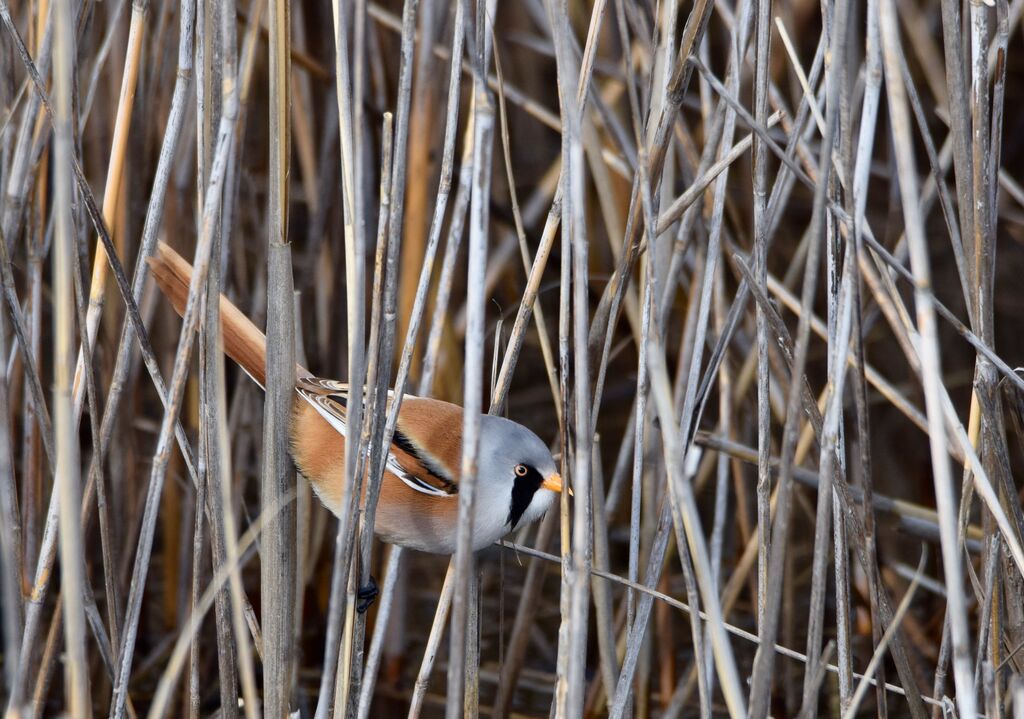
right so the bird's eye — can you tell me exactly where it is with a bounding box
[514,464,529,477]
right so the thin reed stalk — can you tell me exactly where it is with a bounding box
[446,25,495,715]
[52,0,89,714]
[4,1,1024,716]
[262,0,297,714]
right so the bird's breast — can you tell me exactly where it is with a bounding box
[290,397,462,553]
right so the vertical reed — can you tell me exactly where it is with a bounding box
[1,1,1022,717]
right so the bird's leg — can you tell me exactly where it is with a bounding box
[356,575,379,614]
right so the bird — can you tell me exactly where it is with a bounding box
[147,241,564,560]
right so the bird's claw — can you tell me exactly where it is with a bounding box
[356,576,379,614]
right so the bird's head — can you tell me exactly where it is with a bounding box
[473,415,562,548]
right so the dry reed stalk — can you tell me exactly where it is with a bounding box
[342,109,396,714]
[1,14,216,709]
[446,6,495,710]
[0,305,17,701]
[4,0,1024,716]
[356,0,466,706]
[210,2,260,716]
[196,2,240,714]
[262,0,298,714]
[504,539,953,712]
[108,40,241,718]
[146,491,294,718]
[73,0,149,419]
[544,1,591,716]
[51,0,89,714]
[313,2,370,713]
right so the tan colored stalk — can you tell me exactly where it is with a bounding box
[72,2,150,416]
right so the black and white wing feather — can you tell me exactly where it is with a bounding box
[294,377,453,498]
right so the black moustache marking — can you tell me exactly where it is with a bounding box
[508,465,544,529]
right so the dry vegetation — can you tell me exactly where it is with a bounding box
[2,0,1024,716]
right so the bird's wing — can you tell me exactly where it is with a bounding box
[388,406,460,496]
[294,377,457,498]
[295,377,353,427]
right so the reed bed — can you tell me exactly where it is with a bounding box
[1,0,1023,716]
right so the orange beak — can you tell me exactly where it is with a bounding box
[541,473,573,496]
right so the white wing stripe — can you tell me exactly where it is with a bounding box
[295,386,452,498]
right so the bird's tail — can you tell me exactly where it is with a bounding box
[147,241,274,387]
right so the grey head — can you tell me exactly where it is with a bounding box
[471,415,561,550]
